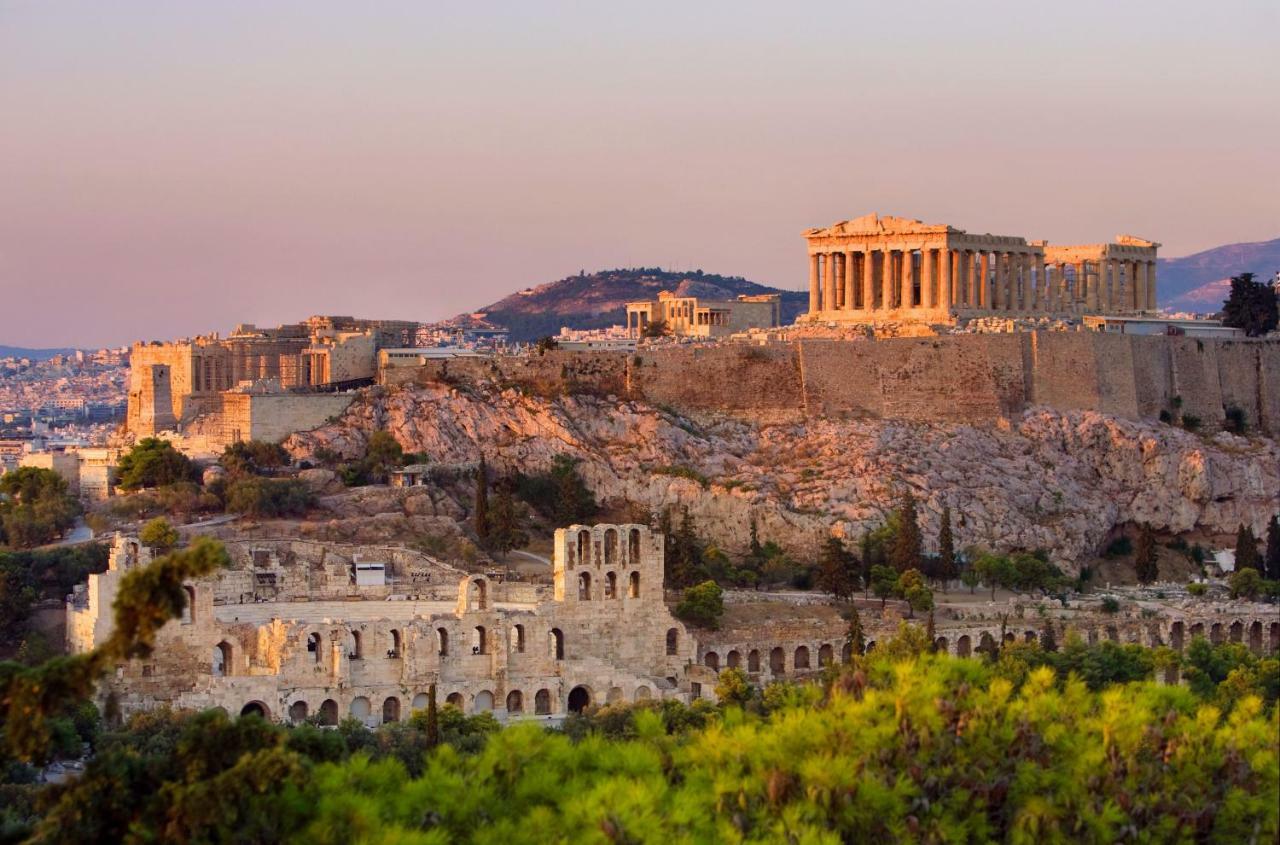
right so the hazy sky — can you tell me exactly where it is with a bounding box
[2,1,1277,348]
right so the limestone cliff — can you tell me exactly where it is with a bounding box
[285,384,1279,572]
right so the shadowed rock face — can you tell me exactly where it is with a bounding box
[285,384,1279,573]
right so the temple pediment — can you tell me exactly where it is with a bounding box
[804,213,956,239]
[1114,234,1160,248]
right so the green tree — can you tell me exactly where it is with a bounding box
[138,517,180,552]
[714,668,752,706]
[674,580,724,629]
[869,564,898,609]
[0,466,80,549]
[486,479,528,556]
[516,455,597,526]
[115,438,197,491]
[363,430,404,482]
[1229,566,1263,600]
[473,455,490,543]
[1264,514,1280,582]
[895,568,933,618]
[845,605,866,658]
[640,319,669,339]
[816,536,858,601]
[1134,523,1158,584]
[224,478,314,518]
[1234,523,1260,572]
[936,506,957,588]
[888,490,922,573]
[218,440,289,478]
[1220,271,1279,337]
[960,563,980,594]
[972,551,1014,600]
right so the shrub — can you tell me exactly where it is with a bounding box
[1181,414,1202,432]
[675,580,724,629]
[1100,596,1121,613]
[1187,582,1208,597]
[115,438,198,491]
[224,478,315,518]
[652,465,710,488]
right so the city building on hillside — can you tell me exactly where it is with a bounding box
[625,291,781,339]
[803,213,1159,324]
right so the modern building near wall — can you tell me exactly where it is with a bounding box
[626,291,781,338]
[802,213,1159,324]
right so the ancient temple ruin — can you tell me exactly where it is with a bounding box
[803,213,1159,323]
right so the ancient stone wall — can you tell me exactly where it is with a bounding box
[413,335,1278,434]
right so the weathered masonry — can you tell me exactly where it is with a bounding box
[803,213,1159,323]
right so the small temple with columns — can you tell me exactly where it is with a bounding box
[803,214,1159,323]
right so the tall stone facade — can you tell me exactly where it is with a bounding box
[803,213,1159,323]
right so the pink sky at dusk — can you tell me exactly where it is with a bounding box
[1,1,1277,348]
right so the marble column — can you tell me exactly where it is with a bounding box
[1035,254,1047,311]
[1085,261,1099,311]
[978,252,990,310]
[844,251,856,310]
[1147,260,1157,310]
[956,251,970,308]
[821,253,835,312]
[922,248,935,308]
[939,247,952,308]
[862,251,875,310]
[809,253,820,314]
[903,251,916,309]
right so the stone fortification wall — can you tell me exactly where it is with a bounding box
[415,334,1278,433]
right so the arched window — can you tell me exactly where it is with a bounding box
[240,701,269,720]
[181,586,196,624]
[437,628,449,656]
[567,686,590,714]
[628,571,640,598]
[726,650,741,669]
[818,643,833,667]
[747,649,760,672]
[577,530,590,567]
[628,529,641,563]
[473,626,488,655]
[634,685,651,701]
[512,624,526,653]
[388,629,402,658]
[446,692,464,708]
[794,646,810,669]
[1229,621,1244,643]
[604,529,618,566]
[550,628,565,660]
[1170,621,1185,652]
[535,688,552,715]
[412,692,429,711]
[840,643,851,663]
[213,641,232,677]
[769,647,785,674]
[348,630,362,660]
[956,635,971,657]
[382,697,400,723]
[578,571,592,601]
[605,571,617,599]
[474,690,494,712]
[350,697,371,721]
[507,690,524,713]
[607,687,624,704]
[307,632,323,663]
[319,699,339,726]
[288,701,308,723]
[666,628,679,656]
[934,637,948,655]
[704,652,719,671]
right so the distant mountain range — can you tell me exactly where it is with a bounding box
[467,268,808,342]
[1158,238,1280,312]
[0,345,76,361]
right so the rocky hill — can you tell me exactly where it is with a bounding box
[466,268,807,341]
[1159,238,1280,312]
[284,383,1279,573]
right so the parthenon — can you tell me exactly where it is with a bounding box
[803,214,1159,323]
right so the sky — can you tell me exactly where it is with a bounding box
[1,1,1277,349]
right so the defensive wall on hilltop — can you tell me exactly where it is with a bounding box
[406,333,1280,433]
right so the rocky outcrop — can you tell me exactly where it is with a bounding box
[285,384,1280,572]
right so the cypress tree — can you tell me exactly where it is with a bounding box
[1264,515,1280,582]
[845,606,866,659]
[473,455,489,542]
[926,607,937,650]
[889,490,922,573]
[1235,524,1260,572]
[937,506,957,590]
[1134,524,1158,584]
[426,683,439,748]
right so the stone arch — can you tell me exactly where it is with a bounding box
[319,699,339,726]
[512,624,526,653]
[604,528,618,567]
[350,696,371,721]
[473,625,488,655]
[577,530,590,567]
[1269,622,1279,653]
[865,640,877,653]
[382,697,400,723]
[605,571,617,599]
[181,586,196,624]
[550,628,565,660]
[1229,620,1243,643]
[628,528,641,562]
[607,687,624,704]
[840,642,851,663]
[1210,622,1224,645]
[507,690,524,713]
[935,636,949,654]
[412,692,429,711]
[704,652,720,671]
[535,688,552,715]
[956,635,972,657]
[634,685,651,701]
[578,571,592,600]
[1087,628,1099,645]
[240,701,270,720]
[567,685,591,714]
[474,690,494,712]
[288,701,308,723]
[769,647,785,674]
[1189,622,1205,641]
[748,649,761,672]
[628,571,640,598]
[348,629,363,659]
[1024,630,1037,643]
[727,649,742,669]
[977,632,996,656]
[818,643,834,667]
[469,578,488,611]
[666,628,679,655]
[213,641,232,677]
[446,692,464,708]
[794,646,810,669]
[437,627,449,656]
[1003,632,1017,644]
[388,628,403,658]
[1105,625,1119,643]
[1146,625,1164,648]
[307,632,323,663]
[1170,621,1185,652]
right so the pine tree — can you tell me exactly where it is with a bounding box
[845,606,865,658]
[889,491,922,573]
[426,684,439,748]
[1264,515,1280,582]
[1134,524,1158,584]
[487,480,528,555]
[473,456,489,542]
[937,506,957,590]
[817,536,857,601]
[1234,524,1260,572]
